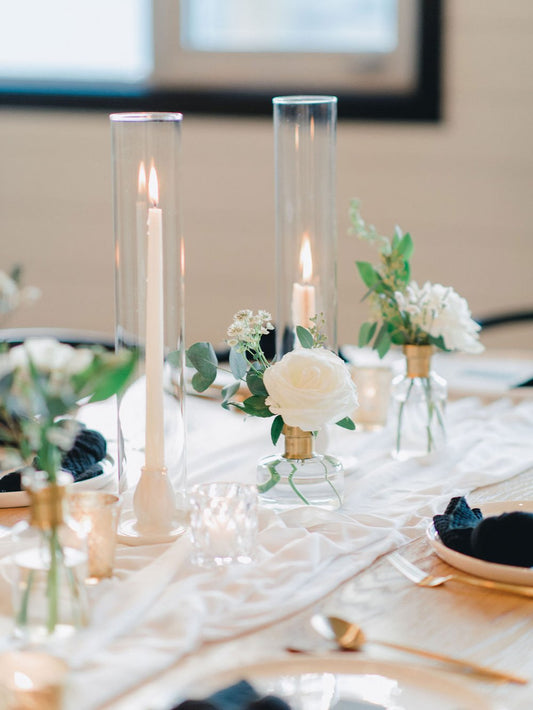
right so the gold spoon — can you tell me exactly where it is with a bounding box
[310,614,528,685]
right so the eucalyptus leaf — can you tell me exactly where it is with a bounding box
[241,395,273,418]
[191,370,216,393]
[186,342,218,380]
[221,381,240,401]
[229,347,248,380]
[166,349,182,368]
[296,326,314,349]
[336,416,356,430]
[270,415,284,445]
[246,369,267,396]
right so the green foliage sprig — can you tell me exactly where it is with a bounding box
[350,199,446,357]
[0,340,137,481]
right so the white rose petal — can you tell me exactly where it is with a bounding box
[263,348,358,431]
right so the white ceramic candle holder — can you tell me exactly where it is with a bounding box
[110,113,186,545]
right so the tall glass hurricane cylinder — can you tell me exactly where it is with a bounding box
[110,113,185,544]
[274,96,338,356]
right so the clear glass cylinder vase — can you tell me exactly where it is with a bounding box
[273,96,337,355]
[257,426,344,511]
[110,113,186,500]
[10,472,89,644]
[391,345,447,460]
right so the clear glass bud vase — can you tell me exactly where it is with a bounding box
[256,426,344,510]
[391,345,447,460]
[10,472,89,643]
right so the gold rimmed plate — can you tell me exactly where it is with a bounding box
[169,655,501,710]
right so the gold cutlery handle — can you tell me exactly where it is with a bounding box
[451,572,533,598]
[373,639,528,684]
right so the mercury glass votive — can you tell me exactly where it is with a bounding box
[188,483,258,567]
[350,365,392,431]
[67,491,120,583]
[0,652,67,710]
[273,96,338,355]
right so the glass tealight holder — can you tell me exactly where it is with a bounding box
[273,96,338,355]
[350,365,392,431]
[67,491,121,584]
[111,112,186,545]
[188,483,258,567]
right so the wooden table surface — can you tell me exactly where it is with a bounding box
[86,464,533,710]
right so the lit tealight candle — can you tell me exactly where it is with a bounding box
[145,165,165,472]
[0,652,67,710]
[291,233,316,331]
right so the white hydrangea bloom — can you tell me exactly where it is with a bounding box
[398,281,484,354]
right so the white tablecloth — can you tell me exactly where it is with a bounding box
[2,395,533,709]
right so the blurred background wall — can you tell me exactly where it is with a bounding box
[0,0,531,349]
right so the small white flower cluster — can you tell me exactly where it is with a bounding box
[395,281,484,354]
[0,270,40,318]
[226,309,274,350]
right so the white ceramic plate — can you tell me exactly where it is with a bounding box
[0,456,116,509]
[176,656,499,710]
[427,500,533,585]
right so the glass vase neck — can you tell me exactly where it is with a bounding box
[283,425,314,460]
[403,344,433,378]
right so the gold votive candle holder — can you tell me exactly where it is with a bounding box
[0,651,67,710]
[350,365,392,431]
[67,491,120,584]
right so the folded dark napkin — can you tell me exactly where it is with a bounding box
[433,496,533,567]
[173,680,290,710]
[0,427,107,493]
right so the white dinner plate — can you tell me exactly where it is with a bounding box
[176,656,500,710]
[427,500,533,586]
[0,456,116,509]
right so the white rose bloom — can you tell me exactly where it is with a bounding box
[10,338,93,375]
[263,348,358,431]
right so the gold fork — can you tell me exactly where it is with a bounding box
[388,551,533,598]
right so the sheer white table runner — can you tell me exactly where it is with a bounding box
[1,396,532,710]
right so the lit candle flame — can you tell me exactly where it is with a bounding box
[138,161,146,194]
[14,671,34,691]
[148,165,159,207]
[299,234,313,283]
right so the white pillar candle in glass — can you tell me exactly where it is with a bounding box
[291,233,316,330]
[145,165,165,472]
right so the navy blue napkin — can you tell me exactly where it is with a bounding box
[0,426,107,493]
[433,496,533,567]
[173,681,290,710]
